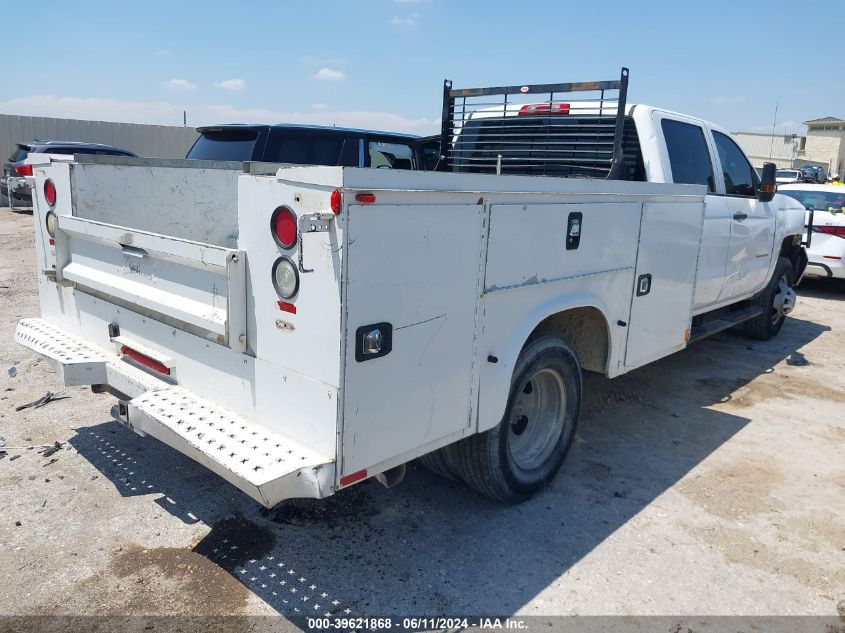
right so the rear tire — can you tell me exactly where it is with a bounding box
[418,446,461,481]
[453,334,581,503]
[744,256,795,341]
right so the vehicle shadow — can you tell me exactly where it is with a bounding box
[69,314,828,619]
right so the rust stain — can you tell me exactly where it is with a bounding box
[108,543,253,616]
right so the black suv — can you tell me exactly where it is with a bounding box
[800,165,828,184]
[187,123,440,170]
[2,140,137,205]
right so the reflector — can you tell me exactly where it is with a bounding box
[120,346,171,375]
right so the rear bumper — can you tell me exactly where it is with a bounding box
[15,318,335,507]
[804,260,845,279]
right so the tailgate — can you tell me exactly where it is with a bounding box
[54,215,247,351]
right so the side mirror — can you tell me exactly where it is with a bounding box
[758,162,776,202]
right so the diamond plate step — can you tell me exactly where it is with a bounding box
[16,318,335,506]
[129,387,334,506]
[16,317,167,395]
[16,318,108,365]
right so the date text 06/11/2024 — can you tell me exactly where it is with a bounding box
[306,617,527,630]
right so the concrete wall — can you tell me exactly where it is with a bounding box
[1,114,198,204]
[733,132,801,169]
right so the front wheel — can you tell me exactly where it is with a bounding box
[744,256,796,340]
[453,335,582,503]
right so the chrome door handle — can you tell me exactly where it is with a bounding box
[120,244,148,258]
[733,212,748,221]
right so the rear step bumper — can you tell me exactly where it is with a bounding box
[15,318,335,507]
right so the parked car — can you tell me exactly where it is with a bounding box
[187,123,434,170]
[2,140,136,206]
[778,183,845,280]
[776,169,804,185]
[799,165,827,183]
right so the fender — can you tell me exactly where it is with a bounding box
[475,290,615,434]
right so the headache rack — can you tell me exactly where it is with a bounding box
[439,67,630,180]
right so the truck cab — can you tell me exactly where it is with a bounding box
[445,101,807,317]
[632,105,806,314]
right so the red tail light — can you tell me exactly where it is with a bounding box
[355,192,376,204]
[270,206,297,249]
[14,164,33,176]
[817,226,845,238]
[44,179,57,207]
[330,189,342,215]
[120,345,171,375]
[518,103,570,116]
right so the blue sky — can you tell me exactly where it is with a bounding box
[1,0,842,135]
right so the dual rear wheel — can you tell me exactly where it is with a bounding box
[420,335,581,503]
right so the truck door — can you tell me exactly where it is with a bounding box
[711,130,775,299]
[656,115,728,311]
[340,202,484,478]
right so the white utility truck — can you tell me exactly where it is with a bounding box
[16,70,808,507]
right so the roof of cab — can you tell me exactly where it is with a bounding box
[196,122,421,139]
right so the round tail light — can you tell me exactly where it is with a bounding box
[45,211,58,237]
[44,179,57,207]
[330,189,342,215]
[271,257,299,299]
[270,206,297,249]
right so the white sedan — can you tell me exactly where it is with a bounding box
[776,169,804,185]
[778,184,845,280]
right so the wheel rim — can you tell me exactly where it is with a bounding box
[771,274,796,324]
[508,368,567,471]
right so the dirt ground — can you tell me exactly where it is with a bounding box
[0,206,843,626]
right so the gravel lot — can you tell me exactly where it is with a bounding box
[0,206,843,625]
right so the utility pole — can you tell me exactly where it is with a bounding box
[768,101,778,161]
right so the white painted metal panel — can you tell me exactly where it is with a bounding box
[485,202,641,291]
[625,201,704,369]
[55,215,244,346]
[720,197,775,300]
[475,268,636,433]
[341,203,484,476]
[70,160,240,248]
[236,173,344,389]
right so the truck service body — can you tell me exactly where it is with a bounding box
[15,72,808,507]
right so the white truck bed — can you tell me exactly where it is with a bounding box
[18,154,706,506]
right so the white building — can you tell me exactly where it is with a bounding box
[733,116,845,175]
[732,132,802,169]
[799,117,845,176]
